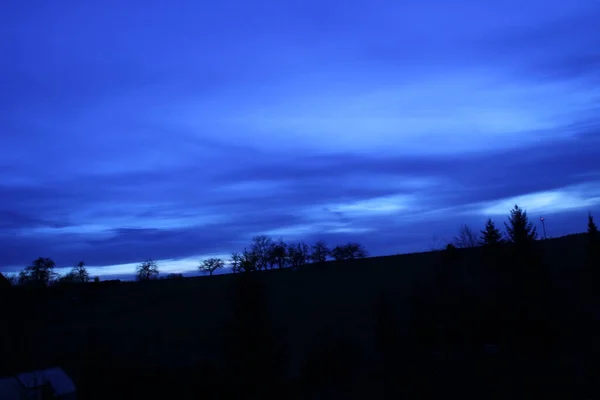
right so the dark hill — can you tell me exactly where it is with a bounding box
[1,232,597,399]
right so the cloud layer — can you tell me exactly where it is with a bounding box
[1,0,599,277]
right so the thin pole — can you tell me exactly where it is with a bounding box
[540,217,547,240]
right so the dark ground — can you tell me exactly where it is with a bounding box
[1,233,598,399]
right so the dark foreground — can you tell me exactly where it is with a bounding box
[1,237,599,399]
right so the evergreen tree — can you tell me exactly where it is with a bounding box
[480,218,504,247]
[588,212,599,265]
[588,212,599,239]
[504,205,537,245]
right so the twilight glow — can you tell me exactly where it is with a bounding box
[1,0,599,278]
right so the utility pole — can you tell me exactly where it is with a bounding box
[540,217,547,240]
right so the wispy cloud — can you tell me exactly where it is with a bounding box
[1,0,599,276]
[479,183,600,216]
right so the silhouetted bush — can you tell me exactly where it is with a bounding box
[164,272,184,279]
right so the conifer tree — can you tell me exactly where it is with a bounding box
[504,204,537,245]
[480,218,504,247]
[588,212,599,265]
[588,212,599,239]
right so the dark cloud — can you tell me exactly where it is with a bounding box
[1,121,599,271]
[2,0,600,275]
[0,209,309,268]
[0,210,69,230]
[479,10,600,82]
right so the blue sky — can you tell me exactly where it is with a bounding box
[1,0,600,279]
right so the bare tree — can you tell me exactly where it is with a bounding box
[453,224,479,249]
[19,257,57,286]
[136,259,159,281]
[239,249,259,273]
[230,252,243,274]
[430,235,448,251]
[310,240,330,263]
[199,258,225,276]
[287,241,310,269]
[250,235,274,271]
[269,238,288,269]
[71,261,90,283]
[331,242,368,261]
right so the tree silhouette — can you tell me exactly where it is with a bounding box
[71,261,89,283]
[504,205,537,245]
[588,212,598,242]
[136,259,159,281]
[331,245,346,261]
[230,252,243,274]
[501,206,550,377]
[250,235,273,271]
[588,212,599,269]
[331,242,368,261]
[480,218,504,247]
[18,257,57,286]
[270,238,288,269]
[199,257,225,276]
[239,249,258,273]
[287,241,310,269]
[310,240,330,263]
[57,271,80,285]
[453,224,479,248]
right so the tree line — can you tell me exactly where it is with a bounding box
[127,238,368,281]
[450,204,539,249]
[3,237,368,286]
[443,205,598,256]
[3,204,598,286]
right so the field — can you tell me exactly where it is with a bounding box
[1,233,598,399]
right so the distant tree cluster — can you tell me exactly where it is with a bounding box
[6,203,597,287]
[2,234,371,286]
[5,258,91,288]
[199,236,369,277]
[452,204,539,250]
[58,261,90,284]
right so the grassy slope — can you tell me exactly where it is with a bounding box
[11,233,595,386]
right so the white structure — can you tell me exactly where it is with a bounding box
[0,367,76,400]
